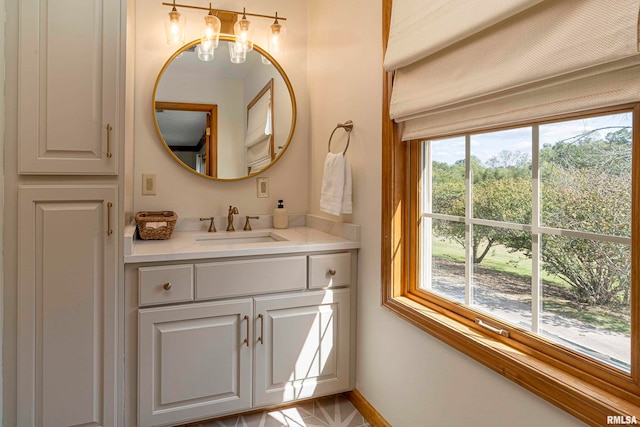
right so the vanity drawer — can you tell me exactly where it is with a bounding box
[195,256,307,300]
[308,252,352,289]
[139,265,194,306]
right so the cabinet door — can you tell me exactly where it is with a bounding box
[17,185,118,427]
[254,289,351,407]
[18,0,121,174]
[139,299,253,427]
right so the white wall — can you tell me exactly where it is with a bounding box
[132,0,309,219]
[307,1,585,426]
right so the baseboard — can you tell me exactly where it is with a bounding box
[344,389,392,427]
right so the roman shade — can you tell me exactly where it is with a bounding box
[245,90,273,168]
[385,0,640,139]
[245,91,272,148]
[384,0,543,70]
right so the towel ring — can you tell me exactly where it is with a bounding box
[328,120,354,155]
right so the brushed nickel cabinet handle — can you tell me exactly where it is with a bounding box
[106,124,113,159]
[258,314,264,344]
[243,315,250,347]
[328,269,337,276]
[107,202,113,236]
[163,282,172,291]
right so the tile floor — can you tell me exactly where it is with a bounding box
[195,394,371,427]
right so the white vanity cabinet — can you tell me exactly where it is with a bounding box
[138,299,253,427]
[18,0,122,174]
[17,185,119,427]
[253,289,351,407]
[126,249,356,427]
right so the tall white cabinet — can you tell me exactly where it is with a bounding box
[18,186,119,427]
[15,0,124,426]
[18,0,121,174]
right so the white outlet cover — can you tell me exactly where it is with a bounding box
[257,177,269,198]
[142,173,157,195]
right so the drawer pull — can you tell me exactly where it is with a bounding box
[258,314,264,344]
[328,269,337,276]
[243,315,250,347]
[162,282,172,291]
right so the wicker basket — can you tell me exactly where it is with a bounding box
[135,211,178,240]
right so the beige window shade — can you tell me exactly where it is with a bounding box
[245,91,272,148]
[384,0,542,70]
[387,0,640,140]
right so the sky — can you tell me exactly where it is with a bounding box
[431,112,632,165]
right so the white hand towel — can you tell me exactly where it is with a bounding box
[342,158,352,214]
[320,153,352,216]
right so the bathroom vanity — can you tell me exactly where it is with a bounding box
[123,222,359,427]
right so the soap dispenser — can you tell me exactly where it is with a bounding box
[273,200,288,229]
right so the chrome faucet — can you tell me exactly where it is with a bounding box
[199,216,216,232]
[226,206,239,231]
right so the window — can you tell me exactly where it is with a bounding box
[381,1,640,422]
[418,110,632,373]
[382,103,640,425]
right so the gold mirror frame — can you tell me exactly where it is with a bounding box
[152,35,297,181]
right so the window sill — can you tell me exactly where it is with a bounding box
[382,295,640,426]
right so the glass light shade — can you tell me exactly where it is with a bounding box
[202,13,221,49]
[164,9,186,45]
[197,43,215,61]
[228,41,246,64]
[268,21,287,55]
[234,16,255,52]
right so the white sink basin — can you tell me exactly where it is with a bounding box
[194,230,288,246]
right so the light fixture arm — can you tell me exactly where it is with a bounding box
[161,2,287,21]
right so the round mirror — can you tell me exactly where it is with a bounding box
[153,35,297,181]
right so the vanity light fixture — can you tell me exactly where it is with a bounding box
[196,43,214,61]
[268,12,287,55]
[201,3,221,51]
[161,2,287,62]
[234,8,255,53]
[164,0,186,45]
[228,41,246,64]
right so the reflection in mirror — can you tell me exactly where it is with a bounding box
[155,102,217,176]
[153,35,296,181]
[245,79,274,175]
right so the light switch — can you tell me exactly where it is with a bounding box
[142,174,157,195]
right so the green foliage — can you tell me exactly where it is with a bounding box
[432,150,531,264]
[538,128,631,305]
[429,126,632,307]
[540,162,631,305]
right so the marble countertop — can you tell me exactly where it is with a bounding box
[124,221,360,264]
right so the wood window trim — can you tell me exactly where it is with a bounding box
[380,1,640,424]
[155,101,218,178]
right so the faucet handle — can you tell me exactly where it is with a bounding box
[244,216,260,231]
[199,217,216,232]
